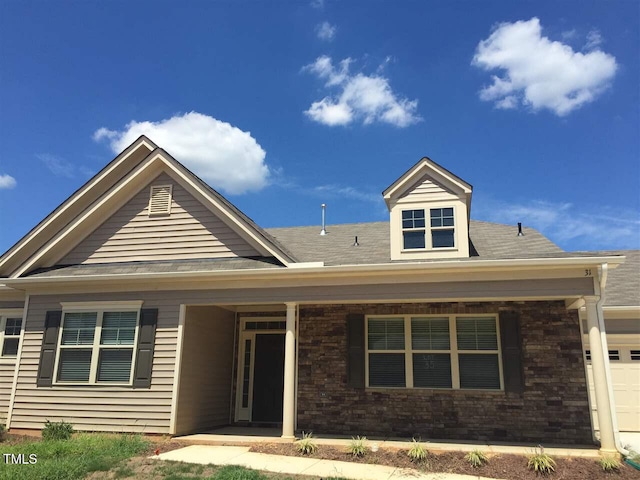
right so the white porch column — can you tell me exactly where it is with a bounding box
[584,296,616,454]
[282,302,297,439]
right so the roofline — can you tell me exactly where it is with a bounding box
[382,156,473,199]
[2,255,625,289]
[0,135,158,272]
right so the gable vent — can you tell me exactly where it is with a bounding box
[148,184,173,216]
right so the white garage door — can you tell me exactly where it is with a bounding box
[586,346,640,432]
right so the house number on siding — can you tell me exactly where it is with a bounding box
[585,269,592,276]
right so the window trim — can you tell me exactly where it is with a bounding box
[0,309,24,360]
[400,206,457,252]
[365,314,503,391]
[53,302,143,386]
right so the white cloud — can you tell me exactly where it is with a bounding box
[316,21,336,41]
[303,56,421,127]
[474,197,640,250]
[37,153,76,178]
[584,29,603,51]
[310,0,324,9]
[313,184,381,203]
[0,174,16,189]
[93,112,270,195]
[472,18,618,116]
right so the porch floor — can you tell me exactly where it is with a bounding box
[173,427,601,458]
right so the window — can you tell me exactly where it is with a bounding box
[402,209,425,249]
[366,315,501,390]
[55,305,140,385]
[430,208,455,248]
[401,207,455,250]
[0,316,22,357]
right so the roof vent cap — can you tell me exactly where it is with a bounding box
[320,203,327,235]
[517,222,524,237]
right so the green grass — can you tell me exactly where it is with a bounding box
[0,433,149,480]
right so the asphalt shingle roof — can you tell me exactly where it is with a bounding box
[581,250,639,307]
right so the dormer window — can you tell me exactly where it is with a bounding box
[402,207,455,250]
[402,209,426,249]
[430,208,455,248]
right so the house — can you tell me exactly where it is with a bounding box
[0,136,634,455]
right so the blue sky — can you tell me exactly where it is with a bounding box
[1,0,638,256]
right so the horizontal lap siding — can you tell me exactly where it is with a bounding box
[399,175,458,201]
[11,292,182,433]
[175,306,235,434]
[0,362,16,422]
[61,173,259,264]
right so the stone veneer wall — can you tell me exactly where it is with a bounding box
[296,301,592,444]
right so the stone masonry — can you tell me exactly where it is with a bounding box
[296,301,593,444]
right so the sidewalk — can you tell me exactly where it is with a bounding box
[152,444,499,480]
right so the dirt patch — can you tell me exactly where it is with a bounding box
[251,442,640,479]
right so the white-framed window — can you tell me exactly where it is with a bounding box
[54,302,142,385]
[401,207,455,250]
[0,312,23,357]
[366,314,502,390]
[429,207,455,248]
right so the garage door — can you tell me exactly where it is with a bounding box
[586,346,640,432]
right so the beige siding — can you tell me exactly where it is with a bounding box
[0,361,16,422]
[11,292,180,433]
[398,174,459,202]
[61,173,259,265]
[175,306,235,434]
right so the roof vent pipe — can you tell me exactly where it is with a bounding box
[320,204,327,235]
[517,222,524,236]
[353,236,359,247]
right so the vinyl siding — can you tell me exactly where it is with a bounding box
[174,306,235,434]
[11,292,180,433]
[0,361,16,422]
[61,173,259,265]
[398,174,459,202]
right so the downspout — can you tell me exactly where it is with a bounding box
[595,263,629,457]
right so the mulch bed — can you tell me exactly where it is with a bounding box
[251,442,640,479]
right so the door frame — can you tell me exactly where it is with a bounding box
[234,317,286,422]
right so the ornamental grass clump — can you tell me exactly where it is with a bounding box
[598,455,621,472]
[465,449,488,468]
[295,432,318,455]
[407,438,428,462]
[527,445,556,475]
[348,436,368,457]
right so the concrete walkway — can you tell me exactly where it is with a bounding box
[152,444,494,480]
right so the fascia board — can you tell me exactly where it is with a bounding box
[13,150,167,277]
[0,137,157,275]
[5,255,626,291]
[383,158,472,201]
[14,149,292,276]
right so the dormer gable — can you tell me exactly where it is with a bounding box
[383,158,472,261]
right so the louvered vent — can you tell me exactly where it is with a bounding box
[148,184,172,216]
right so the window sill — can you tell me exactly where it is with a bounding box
[52,382,134,388]
[366,386,504,393]
[401,247,458,253]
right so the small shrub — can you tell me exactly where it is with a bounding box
[599,455,621,472]
[348,435,368,457]
[527,445,556,475]
[42,419,74,441]
[0,423,5,442]
[407,438,428,462]
[465,449,488,468]
[295,431,318,455]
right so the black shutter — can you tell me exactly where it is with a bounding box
[347,313,365,388]
[500,311,524,394]
[133,308,158,388]
[37,311,62,387]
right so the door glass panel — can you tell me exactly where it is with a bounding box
[242,339,251,408]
